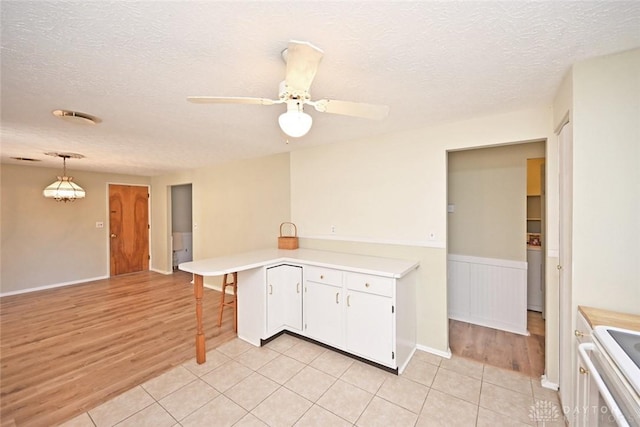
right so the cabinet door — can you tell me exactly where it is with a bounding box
[527,158,545,196]
[345,290,393,366]
[266,265,302,336]
[304,280,344,348]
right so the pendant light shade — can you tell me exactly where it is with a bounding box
[43,176,86,201]
[278,101,313,138]
[43,153,86,202]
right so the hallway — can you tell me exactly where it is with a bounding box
[449,311,545,378]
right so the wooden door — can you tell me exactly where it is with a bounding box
[109,185,149,276]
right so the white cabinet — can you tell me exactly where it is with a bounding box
[345,272,394,366]
[303,267,410,371]
[304,281,344,348]
[182,248,419,370]
[303,266,344,348]
[266,264,302,336]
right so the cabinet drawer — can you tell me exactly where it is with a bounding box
[305,266,343,286]
[346,272,393,297]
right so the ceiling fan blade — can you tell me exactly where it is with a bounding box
[312,99,390,120]
[285,40,324,92]
[187,96,278,106]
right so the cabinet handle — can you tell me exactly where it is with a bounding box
[320,275,324,280]
[579,366,588,375]
[347,295,351,307]
[365,283,370,288]
[296,283,300,293]
[574,329,584,338]
[335,292,339,304]
[269,284,273,295]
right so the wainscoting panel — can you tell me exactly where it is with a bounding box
[448,254,528,335]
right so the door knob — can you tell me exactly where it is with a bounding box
[111,233,117,238]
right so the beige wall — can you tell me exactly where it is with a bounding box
[572,48,640,313]
[448,142,545,261]
[149,153,292,283]
[0,164,150,294]
[1,153,292,293]
[291,107,554,353]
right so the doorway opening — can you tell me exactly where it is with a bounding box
[446,140,546,377]
[171,184,193,271]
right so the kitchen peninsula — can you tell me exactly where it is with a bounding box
[179,248,419,373]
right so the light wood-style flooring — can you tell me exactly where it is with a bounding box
[0,271,235,427]
[448,310,545,378]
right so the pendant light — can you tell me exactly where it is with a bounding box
[43,153,86,202]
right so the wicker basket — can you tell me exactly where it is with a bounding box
[278,222,299,250]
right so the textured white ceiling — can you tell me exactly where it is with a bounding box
[1,1,639,176]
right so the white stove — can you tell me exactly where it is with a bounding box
[583,325,640,426]
[594,326,640,396]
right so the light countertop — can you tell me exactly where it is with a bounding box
[579,305,640,331]
[179,248,419,279]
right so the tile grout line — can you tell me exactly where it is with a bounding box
[73,335,556,427]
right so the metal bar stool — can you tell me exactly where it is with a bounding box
[217,272,238,332]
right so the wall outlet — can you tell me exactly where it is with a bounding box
[96,221,104,228]
[428,232,436,240]
[330,225,336,234]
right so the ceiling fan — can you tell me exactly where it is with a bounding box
[188,40,390,138]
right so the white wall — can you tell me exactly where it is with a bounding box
[0,164,150,294]
[291,107,554,353]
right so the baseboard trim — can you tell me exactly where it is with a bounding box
[416,343,452,359]
[149,268,173,275]
[540,375,559,390]
[0,275,109,297]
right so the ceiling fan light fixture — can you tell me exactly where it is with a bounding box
[279,102,313,138]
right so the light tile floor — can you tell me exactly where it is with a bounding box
[61,334,564,427]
